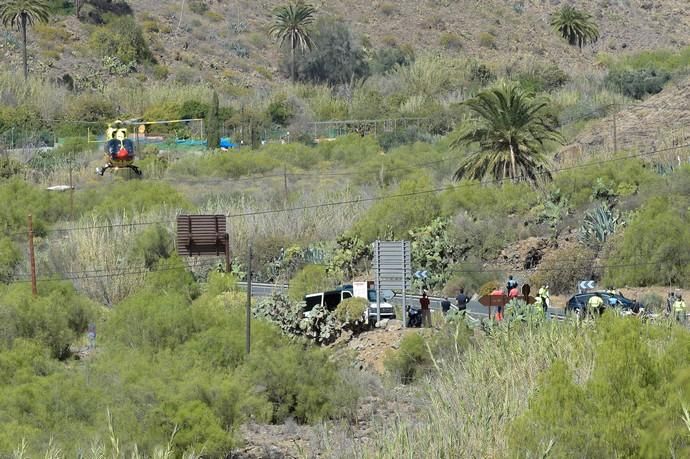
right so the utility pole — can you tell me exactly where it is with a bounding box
[28,214,37,297]
[246,242,252,355]
[224,233,231,274]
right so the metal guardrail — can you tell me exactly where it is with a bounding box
[235,282,568,321]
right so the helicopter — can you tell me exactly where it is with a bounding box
[96,120,142,176]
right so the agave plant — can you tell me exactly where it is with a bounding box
[578,203,621,249]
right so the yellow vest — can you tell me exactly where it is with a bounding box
[588,296,604,308]
[674,300,687,312]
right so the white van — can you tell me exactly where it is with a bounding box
[303,285,396,323]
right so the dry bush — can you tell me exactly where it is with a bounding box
[41,209,180,305]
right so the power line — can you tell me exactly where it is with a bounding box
[12,253,690,286]
[226,141,690,219]
[4,139,689,239]
[13,258,222,284]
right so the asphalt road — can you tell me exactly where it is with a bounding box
[237,282,566,320]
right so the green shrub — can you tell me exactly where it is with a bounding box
[0,268,356,456]
[0,179,68,236]
[152,64,169,80]
[530,245,596,295]
[370,46,414,75]
[81,180,193,217]
[288,265,335,301]
[468,62,495,85]
[638,292,663,311]
[0,237,20,283]
[377,127,422,151]
[439,32,463,50]
[379,2,396,15]
[478,32,496,49]
[604,195,690,287]
[443,259,498,297]
[441,181,538,218]
[0,157,23,179]
[189,0,209,15]
[334,297,368,324]
[605,67,671,100]
[509,316,690,457]
[552,158,660,209]
[128,224,173,269]
[0,282,97,359]
[293,17,369,85]
[478,280,500,297]
[267,94,294,126]
[517,64,569,92]
[66,92,117,123]
[601,46,690,74]
[384,333,431,384]
[89,16,154,64]
[352,176,441,243]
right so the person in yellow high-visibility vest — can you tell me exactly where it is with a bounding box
[673,295,687,324]
[587,294,605,318]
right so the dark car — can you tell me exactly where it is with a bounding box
[566,291,637,316]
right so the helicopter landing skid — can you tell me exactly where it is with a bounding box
[96,164,143,177]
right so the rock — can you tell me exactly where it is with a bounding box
[375,319,390,328]
[386,319,403,331]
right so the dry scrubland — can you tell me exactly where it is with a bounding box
[1,0,690,457]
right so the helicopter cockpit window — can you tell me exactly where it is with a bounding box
[107,139,121,157]
[122,139,134,156]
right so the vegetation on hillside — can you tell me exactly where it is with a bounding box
[0,1,689,457]
[0,269,359,456]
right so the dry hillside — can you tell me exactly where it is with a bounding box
[574,74,690,154]
[1,0,689,88]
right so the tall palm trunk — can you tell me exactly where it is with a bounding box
[21,13,28,81]
[509,143,518,182]
[290,35,296,83]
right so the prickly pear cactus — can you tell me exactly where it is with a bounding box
[255,294,345,345]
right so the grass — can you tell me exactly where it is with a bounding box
[352,314,690,457]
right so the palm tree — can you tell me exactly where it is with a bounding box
[268,1,316,83]
[550,5,599,49]
[0,0,50,81]
[451,82,564,185]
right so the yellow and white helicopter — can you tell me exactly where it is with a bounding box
[96,120,142,176]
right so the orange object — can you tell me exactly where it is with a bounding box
[117,147,128,159]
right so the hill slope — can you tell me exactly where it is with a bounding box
[1,0,689,88]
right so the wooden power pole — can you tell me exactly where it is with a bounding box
[246,242,252,355]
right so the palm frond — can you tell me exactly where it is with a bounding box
[451,82,563,185]
[0,0,50,29]
[550,5,599,48]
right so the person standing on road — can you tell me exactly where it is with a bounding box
[456,288,469,311]
[587,294,604,318]
[508,284,520,300]
[666,292,676,316]
[420,291,431,328]
[491,287,505,321]
[506,275,518,292]
[673,295,687,324]
[440,296,452,316]
[538,285,550,315]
